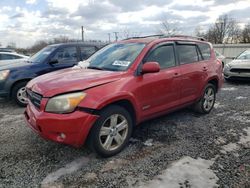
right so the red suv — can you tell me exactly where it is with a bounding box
[24,35,223,157]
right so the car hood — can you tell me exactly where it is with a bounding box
[229,60,250,69]
[27,68,124,97]
[0,59,31,70]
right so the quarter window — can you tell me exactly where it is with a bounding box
[80,46,96,60]
[198,43,211,60]
[0,54,16,60]
[146,45,176,69]
[52,47,77,63]
[177,44,199,65]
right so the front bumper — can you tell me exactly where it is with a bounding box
[24,103,99,147]
[0,81,9,98]
[224,69,250,79]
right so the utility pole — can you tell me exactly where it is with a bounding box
[113,32,119,42]
[108,33,111,43]
[81,26,84,42]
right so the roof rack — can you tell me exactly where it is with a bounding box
[122,34,164,40]
[166,35,206,41]
[123,34,206,41]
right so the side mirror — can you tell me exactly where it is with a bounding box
[48,59,59,65]
[141,62,160,74]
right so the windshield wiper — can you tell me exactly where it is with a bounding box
[25,60,33,63]
[87,66,104,70]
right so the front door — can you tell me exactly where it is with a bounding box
[134,43,181,119]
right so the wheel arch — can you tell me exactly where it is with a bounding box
[207,78,218,92]
[98,99,137,127]
[10,79,32,97]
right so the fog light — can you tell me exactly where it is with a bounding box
[60,133,66,139]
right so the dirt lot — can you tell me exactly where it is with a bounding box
[0,81,250,188]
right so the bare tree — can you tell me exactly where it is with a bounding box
[120,28,141,39]
[204,14,241,44]
[194,26,206,38]
[241,23,250,43]
[159,20,180,36]
[7,42,16,49]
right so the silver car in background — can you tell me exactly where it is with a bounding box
[224,49,250,81]
[215,50,226,68]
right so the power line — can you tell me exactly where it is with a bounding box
[113,32,119,41]
[81,26,84,42]
[108,33,111,43]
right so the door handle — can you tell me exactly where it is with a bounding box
[173,72,179,78]
[203,67,208,71]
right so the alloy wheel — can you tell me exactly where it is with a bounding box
[17,87,28,104]
[99,114,128,151]
[203,87,215,111]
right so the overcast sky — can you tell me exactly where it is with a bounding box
[0,0,250,48]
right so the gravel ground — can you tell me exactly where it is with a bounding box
[0,81,250,188]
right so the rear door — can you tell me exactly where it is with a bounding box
[176,42,206,103]
[135,43,182,118]
[80,46,98,61]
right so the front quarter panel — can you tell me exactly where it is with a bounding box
[78,76,141,123]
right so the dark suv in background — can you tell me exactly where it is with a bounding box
[0,42,103,106]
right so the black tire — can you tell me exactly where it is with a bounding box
[87,105,133,157]
[12,82,28,107]
[193,83,216,114]
[222,61,224,68]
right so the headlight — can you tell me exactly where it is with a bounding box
[45,92,86,113]
[0,70,10,80]
[224,64,231,70]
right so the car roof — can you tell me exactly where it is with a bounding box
[0,51,18,55]
[119,35,209,45]
[48,41,106,48]
[0,51,28,57]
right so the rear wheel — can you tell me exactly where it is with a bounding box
[88,105,133,157]
[12,82,28,107]
[193,83,216,114]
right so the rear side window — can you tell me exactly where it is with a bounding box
[198,43,211,60]
[177,44,199,65]
[146,45,176,69]
[0,54,16,60]
[52,47,77,63]
[80,46,97,60]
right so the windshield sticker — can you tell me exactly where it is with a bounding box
[112,60,131,67]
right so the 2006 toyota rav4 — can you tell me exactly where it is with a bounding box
[25,35,223,157]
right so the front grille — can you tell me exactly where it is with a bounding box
[230,68,250,73]
[26,89,42,109]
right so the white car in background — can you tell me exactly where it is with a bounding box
[223,49,250,81]
[0,52,29,62]
[215,50,226,68]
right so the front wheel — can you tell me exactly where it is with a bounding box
[88,105,133,157]
[12,82,28,107]
[193,84,216,114]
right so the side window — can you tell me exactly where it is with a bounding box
[52,47,77,63]
[177,44,199,65]
[80,46,96,60]
[198,43,211,60]
[0,54,16,60]
[146,45,175,69]
[14,55,22,59]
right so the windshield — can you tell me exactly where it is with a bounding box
[236,50,250,60]
[29,46,57,63]
[86,43,145,71]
